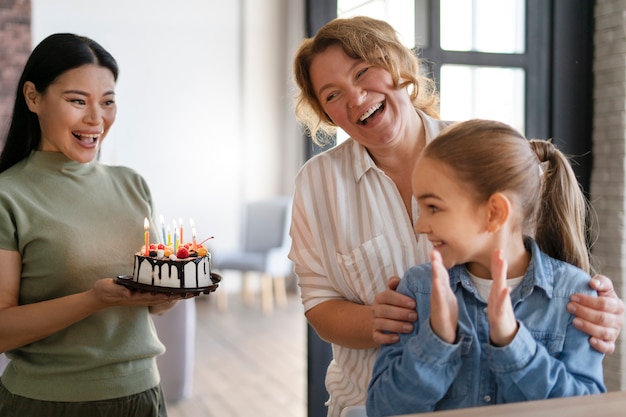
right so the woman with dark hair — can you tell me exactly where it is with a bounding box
[0,33,119,172]
[0,33,176,416]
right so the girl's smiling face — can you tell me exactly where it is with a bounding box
[413,156,494,274]
[309,44,416,152]
[24,64,117,163]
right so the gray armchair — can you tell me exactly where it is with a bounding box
[214,196,293,314]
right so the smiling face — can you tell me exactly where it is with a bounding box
[24,64,117,163]
[413,156,495,275]
[309,44,418,152]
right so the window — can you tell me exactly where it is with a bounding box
[438,0,526,132]
[439,65,525,132]
[440,0,525,53]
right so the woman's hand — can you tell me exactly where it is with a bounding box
[91,278,174,308]
[0,276,179,353]
[487,249,518,346]
[568,274,625,354]
[429,250,458,344]
[372,276,418,345]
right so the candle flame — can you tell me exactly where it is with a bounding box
[144,217,149,229]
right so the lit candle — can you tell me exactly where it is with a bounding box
[144,217,150,256]
[189,218,196,248]
[160,214,166,244]
[167,226,171,247]
[179,217,184,245]
[173,219,178,251]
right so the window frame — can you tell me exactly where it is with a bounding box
[419,0,551,139]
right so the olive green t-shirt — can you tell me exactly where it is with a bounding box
[0,151,164,401]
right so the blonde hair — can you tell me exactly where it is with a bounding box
[422,119,595,274]
[293,16,440,146]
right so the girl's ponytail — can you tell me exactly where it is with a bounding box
[530,140,595,274]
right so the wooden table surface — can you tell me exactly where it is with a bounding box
[396,391,626,417]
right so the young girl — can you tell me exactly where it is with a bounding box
[366,119,606,417]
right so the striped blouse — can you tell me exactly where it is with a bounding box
[289,110,453,416]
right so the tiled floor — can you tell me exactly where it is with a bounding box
[166,289,307,417]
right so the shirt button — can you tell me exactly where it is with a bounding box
[483,307,488,314]
[483,395,492,403]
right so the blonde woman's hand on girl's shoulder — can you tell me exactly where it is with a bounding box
[372,276,418,345]
[568,274,625,354]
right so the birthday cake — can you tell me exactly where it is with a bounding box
[118,243,219,294]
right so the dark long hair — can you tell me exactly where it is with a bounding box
[0,33,119,173]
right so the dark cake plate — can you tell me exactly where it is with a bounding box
[116,273,221,297]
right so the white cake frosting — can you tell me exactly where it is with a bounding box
[132,252,213,289]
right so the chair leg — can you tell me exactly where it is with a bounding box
[274,275,288,308]
[242,272,254,306]
[261,273,274,315]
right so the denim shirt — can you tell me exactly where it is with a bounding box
[367,238,606,417]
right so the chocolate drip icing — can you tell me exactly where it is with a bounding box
[134,254,210,288]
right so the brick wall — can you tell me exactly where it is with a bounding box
[592,0,626,391]
[0,0,30,142]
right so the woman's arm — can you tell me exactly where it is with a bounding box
[568,274,625,354]
[306,299,378,349]
[0,249,173,352]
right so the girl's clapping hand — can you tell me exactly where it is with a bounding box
[487,249,518,346]
[429,250,458,344]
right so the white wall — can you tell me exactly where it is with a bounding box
[31,0,304,267]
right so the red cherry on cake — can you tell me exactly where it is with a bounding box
[157,243,165,249]
[149,243,157,250]
[176,246,189,259]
